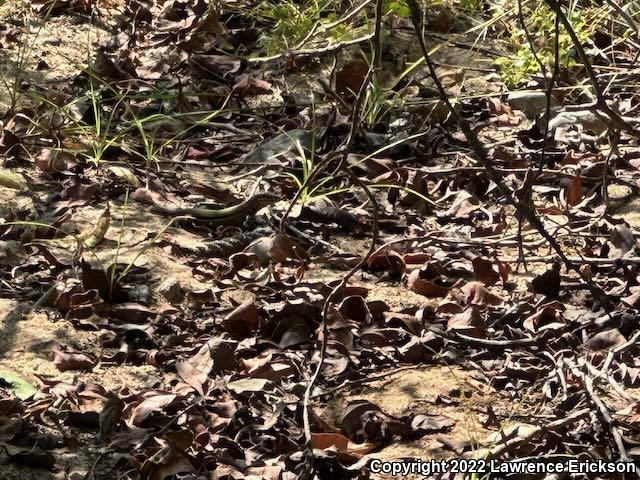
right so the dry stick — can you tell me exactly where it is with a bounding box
[543,0,640,140]
[566,361,635,467]
[406,0,609,308]
[296,0,384,475]
[601,130,621,213]
[486,407,590,459]
[580,358,632,402]
[249,33,375,63]
[602,0,640,37]
[426,326,540,348]
[540,1,561,173]
[600,329,640,373]
[278,0,383,232]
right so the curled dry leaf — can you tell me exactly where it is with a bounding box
[176,343,214,395]
[383,311,423,335]
[531,261,561,298]
[338,295,372,324]
[459,281,502,306]
[242,351,297,382]
[523,302,565,333]
[52,349,95,371]
[472,257,500,285]
[245,233,308,264]
[0,128,20,155]
[232,74,272,96]
[447,307,486,337]
[564,174,582,206]
[310,432,375,456]
[162,429,194,452]
[366,248,407,276]
[407,265,451,297]
[80,259,117,301]
[98,393,125,442]
[222,298,260,338]
[335,60,368,97]
[130,394,177,427]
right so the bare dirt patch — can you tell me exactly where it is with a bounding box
[318,365,541,479]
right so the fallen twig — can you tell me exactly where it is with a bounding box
[487,407,591,459]
[566,360,635,467]
[542,0,640,140]
[539,0,560,172]
[311,364,425,399]
[248,33,374,64]
[600,329,640,373]
[407,0,612,309]
[426,326,541,349]
[295,1,384,477]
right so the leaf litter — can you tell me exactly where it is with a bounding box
[2,0,640,479]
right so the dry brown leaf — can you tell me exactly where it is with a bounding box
[447,307,486,337]
[222,298,260,338]
[52,349,95,371]
[310,432,375,456]
[472,257,500,285]
[531,261,561,297]
[460,281,502,306]
[565,174,582,206]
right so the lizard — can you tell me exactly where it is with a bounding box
[148,192,279,226]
